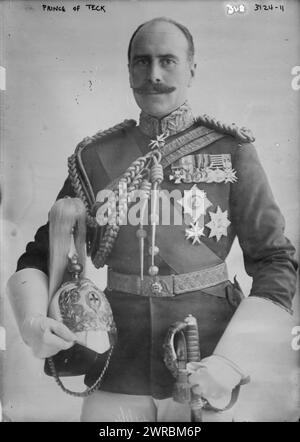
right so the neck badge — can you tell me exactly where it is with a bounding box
[149,132,169,150]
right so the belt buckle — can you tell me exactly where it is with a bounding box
[151,280,164,296]
[142,276,174,297]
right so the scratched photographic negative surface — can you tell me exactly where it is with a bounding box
[0,0,299,422]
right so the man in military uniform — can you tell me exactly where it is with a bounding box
[7,17,298,422]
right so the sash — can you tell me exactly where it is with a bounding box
[155,209,224,275]
[78,123,227,274]
[97,124,224,182]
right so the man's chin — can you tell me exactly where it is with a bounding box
[134,93,177,119]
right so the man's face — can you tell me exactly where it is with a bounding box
[128,21,196,118]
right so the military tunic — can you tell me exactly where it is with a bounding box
[16,104,298,399]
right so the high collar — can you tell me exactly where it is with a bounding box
[138,102,195,138]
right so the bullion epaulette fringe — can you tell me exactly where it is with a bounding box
[195,114,255,143]
[68,119,137,228]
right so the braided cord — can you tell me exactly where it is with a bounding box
[68,154,98,228]
[69,115,254,269]
[76,120,136,153]
[149,154,164,271]
[68,119,136,229]
[93,150,158,268]
[196,114,255,143]
[138,179,152,279]
[47,346,113,398]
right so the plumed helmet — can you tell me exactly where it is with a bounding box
[48,261,117,355]
[45,197,117,396]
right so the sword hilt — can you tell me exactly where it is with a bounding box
[184,314,203,422]
[184,314,201,362]
[163,314,203,419]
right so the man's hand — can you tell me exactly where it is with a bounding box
[187,355,244,410]
[21,315,77,359]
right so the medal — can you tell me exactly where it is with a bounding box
[180,155,194,183]
[192,168,202,183]
[205,206,231,241]
[209,154,229,168]
[169,168,186,184]
[169,155,193,184]
[169,153,237,184]
[185,221,205,245]
[213,168,226,183]
[149,132,169,150]
[178,184,212,222]
[221,154,232,169]
[224,168,237,183]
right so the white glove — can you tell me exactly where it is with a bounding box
[187,355,245,410]
[21,315,77,359]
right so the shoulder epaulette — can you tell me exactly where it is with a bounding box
[74,119,137,155]
[195,114,255,143]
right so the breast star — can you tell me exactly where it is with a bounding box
[205,206,231,241]
[185,222,205,245]
[178,184,212,222]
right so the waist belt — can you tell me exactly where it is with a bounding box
[107,263,229,298]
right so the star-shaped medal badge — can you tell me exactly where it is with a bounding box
[206,206,231,241]
[178,184,212,222]
[224,168,238,183]
[185,221,204,245]
[149,132,169,150]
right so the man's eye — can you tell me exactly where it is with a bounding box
[135,59,149,66]
[161,59,175,66]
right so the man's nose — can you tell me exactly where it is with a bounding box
[148,60,162,83]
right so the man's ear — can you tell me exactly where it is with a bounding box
[188,62,197,88]
[128,63,134,88]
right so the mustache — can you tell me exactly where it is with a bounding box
[132,82,176,95]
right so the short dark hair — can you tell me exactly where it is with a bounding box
[127,17,195,63]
